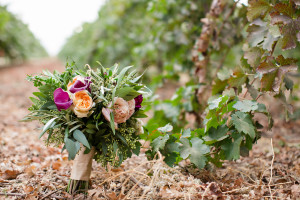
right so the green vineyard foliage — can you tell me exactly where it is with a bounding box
[0,5,48,63]
[60,0,300,169]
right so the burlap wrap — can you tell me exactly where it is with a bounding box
[70,146,95,181]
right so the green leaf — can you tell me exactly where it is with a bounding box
[203,124,229,144]
[228,72,247,88]
[116,66,133,88]
[157,124,173,133]
[164,152,178,167]
[29,97,39,104]
[270,3,300,50]
[151,134,169,152]
[244,47,262,68]
[65,138,80,160]
[33,92,47,100]
[110,112,116,135]
[116,133,128,146]
[39,117,57,139]
[207,95,229,110]
[73,130,91,149]
[179,137,210,169]
[212,79,228,95]
[115,87,140,101]
[247,0,270,21]
[247,19,268,47]
[233,100,259,112]
[221,133,243,160]
[132,110,148,118]
[182,128,191,138]
[231,111,256,139]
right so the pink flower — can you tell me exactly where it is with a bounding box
[102,97,130,128]
[112,97,129,123]
[127,99,135,120]
[53,88,73,111]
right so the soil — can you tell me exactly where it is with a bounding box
[0,59,299,199]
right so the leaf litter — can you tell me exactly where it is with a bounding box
[0,59,299,199]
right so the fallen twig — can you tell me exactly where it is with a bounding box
[40,189,62,200]
[0,192,26,197]
[268,138,275,200]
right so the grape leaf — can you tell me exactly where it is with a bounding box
[164,152,178,167]
[158,124,173,133]
[221,133,243,160]
[207,95,229,110]
[247,0,271,21]
[203,124,229,145]
[233,100,258,112]
[257,57,298,92]
[231,111,256,139]
[179,137,210,169]
[212,79,227,95]
[270,3,300,50]
[151,134,169,152]
[228,71,247,88]
[244,47,262,68]
[182,128,191,138]
[247,19,268,47]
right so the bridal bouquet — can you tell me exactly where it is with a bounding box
[23,62,150,193]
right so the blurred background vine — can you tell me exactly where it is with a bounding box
[0,5,47,65]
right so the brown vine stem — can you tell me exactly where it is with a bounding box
[216,0,240,39]
[242,77,257,98]
[212,48,230,82]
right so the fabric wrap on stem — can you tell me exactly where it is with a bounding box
[70,145,95,181]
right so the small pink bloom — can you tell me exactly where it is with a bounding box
[127,99,135,120]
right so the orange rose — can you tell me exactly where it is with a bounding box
[72,90,93,118]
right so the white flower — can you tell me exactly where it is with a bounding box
[136,119,144,135]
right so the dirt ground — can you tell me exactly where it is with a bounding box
[0,59,299,199]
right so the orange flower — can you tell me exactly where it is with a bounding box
[72,90,93,118]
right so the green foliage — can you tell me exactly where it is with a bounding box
[59,0,211,75]
[145,94,270,169]
[0,5,47,62]
[58,0,299,170]
[145,0,299,169]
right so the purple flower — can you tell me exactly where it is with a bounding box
[69,77,91,93]
[53,88,73,111]
[134,95,143,110]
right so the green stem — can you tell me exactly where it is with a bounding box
[66,179,90,195]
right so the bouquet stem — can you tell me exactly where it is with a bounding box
[66,146,95,195]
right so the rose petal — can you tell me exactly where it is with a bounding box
[53,88,73,111]
[134,95,143,110]
[69,77,91,93]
